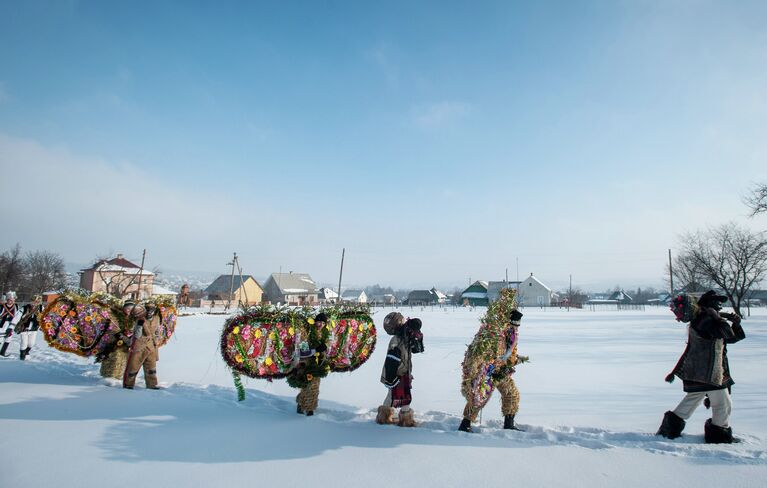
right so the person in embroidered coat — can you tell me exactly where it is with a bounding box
[0,291,21,357]
[15,296,42,360]
[122,301,161,389]
[376,312,424,427]
[657,290,746,443]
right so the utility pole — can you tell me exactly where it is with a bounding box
[227,252,237,311]
[668,249,674,295]
[336,248,345,304]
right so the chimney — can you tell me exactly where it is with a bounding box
[117,253,124,259]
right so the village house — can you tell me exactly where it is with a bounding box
[460,281,489,306]
[406,288,446,305]
[317,287,339,304]
[368,293,397,306]
[79,254,154,299]
[262,272,318,305]
[516,273,557,307]
[341,289,368,304]
[203,274,264,307]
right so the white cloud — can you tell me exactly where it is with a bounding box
[0,133,266,271]
[411,101,472,130]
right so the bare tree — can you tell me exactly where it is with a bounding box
[91,255,143,299]
[744,182,767,217]
[22,250,67,298]
[677,222,767,316]
[666,252,714,294]
[0,244,25,293]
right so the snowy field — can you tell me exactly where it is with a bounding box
[1,306,766,487]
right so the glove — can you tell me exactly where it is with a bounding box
[510,310,523,322]
[664,373,675,383]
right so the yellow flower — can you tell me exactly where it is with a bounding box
[117,340,124,346]
[307,318,315,325]
[69,326,78,333]
[288,327,295,336]
[358,324,364,332]
[235,354,244,363]
[265,357,273,366]
[84,316,92,323]
[362,348,369,356]
[255,329,262,338]
[232,326,240,335]
[269,332,276,340]
[306,374,314,381]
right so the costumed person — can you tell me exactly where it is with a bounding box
[459,288,524,433]
[0,291,21,357]
[376,312,424,427]
[657,290,746,444]
[122,300,161,389]
[294,312,330,416]
[15,296,42,360]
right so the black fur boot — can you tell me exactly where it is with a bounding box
[504,414,523,431]
[0,343,9,357]
[458,418,473,433]
[704,418,733,444]
[657,410,685,439]
[20,349,26,360]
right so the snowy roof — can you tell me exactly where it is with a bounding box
[269,273,316,294]
[318,287,339,298]
[461,292,488,299]
[342,290,364,298]
[152,284,176,296]
[205,275,258,294]
[90,264,154,276]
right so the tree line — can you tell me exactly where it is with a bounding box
[0,244,68,301]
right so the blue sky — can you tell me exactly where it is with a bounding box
[1,1,766,290]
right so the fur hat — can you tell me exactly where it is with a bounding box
[383,312,405,335]
[314,312,329,323]
[5,291,16,301]
[698,290,728,309]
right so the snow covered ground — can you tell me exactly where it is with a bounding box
[1,306,766,487]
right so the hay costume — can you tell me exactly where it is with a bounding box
[293,313,330,416]
[123,302,161,389]
[38,290,177,379]
[458,288,524,433]
[0,292,21,357]
[657,290,746,444]
[221,305,376,403]
[15,299,42,360]
[376,312,424,428]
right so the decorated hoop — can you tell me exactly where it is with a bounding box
[220,305,377,382]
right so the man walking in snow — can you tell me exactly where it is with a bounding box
[658,290,746,443]
[122,300,161,389]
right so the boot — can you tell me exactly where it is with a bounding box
[376,406,395,425]
[704,418,733,444]
[656,410,685,439]
[504,414,523,431]
[458,418,473,433]
[297,404,304,415]
[397,409,416,427]
[19,349,26,360]
[0,343,9,357]
[25,347,31,358]
[306,411,314,416]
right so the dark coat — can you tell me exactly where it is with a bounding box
[671,307,745,392]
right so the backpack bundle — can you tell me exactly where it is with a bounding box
[670,294,698,323]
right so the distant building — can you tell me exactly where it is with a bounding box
[262,272,318,305]
[461,281,489,306]
[204,275,264,306]
[516,274,557,307]
[406,288,446,305]
[151,284,177,299]
[318,287,339,304]
[341,289,368,303]
[79,254,154,299]
[369,293,397,305]
[608,290,633,304]
[487,281,520,303]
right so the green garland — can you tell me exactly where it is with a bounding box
[232,372,246,401]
